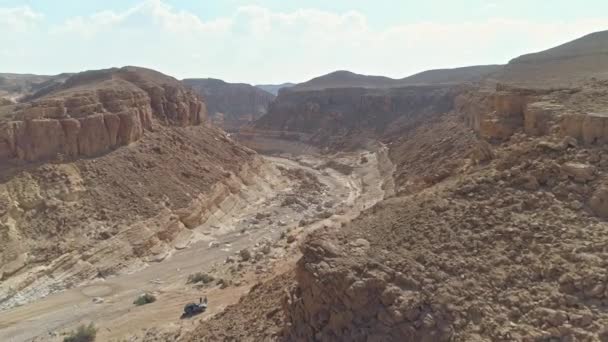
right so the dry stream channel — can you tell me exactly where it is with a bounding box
[0,148,392,341]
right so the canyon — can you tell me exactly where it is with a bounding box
[1,28,608,342]
[190,30,608,342]
[183,78,275,132]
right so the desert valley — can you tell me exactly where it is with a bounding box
[1,7,608,341]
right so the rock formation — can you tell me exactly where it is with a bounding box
[184,30,608,342]
[246,85,458,151]
[0,66,263,309]
[183,78,274,131]
[0,66,205,163]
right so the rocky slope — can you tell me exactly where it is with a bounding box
[186,30,608,341]
[183,78,275,131]
[279,80,608,341]
[497,30,608,86]
[0,66,262,309]
[401,65,502,85]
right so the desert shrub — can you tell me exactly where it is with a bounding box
[63,323,97,342]
[187,272,215,284]
[133,293,156,306]
[239,248,252,261]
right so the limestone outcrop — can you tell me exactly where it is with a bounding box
[560,112,608,144]
[456,88,533,141]
[456,84,608,145]
[0,67,206,162]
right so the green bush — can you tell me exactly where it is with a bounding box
[63,323,97,342]
[133,293,156,306]
[187,272,215,284]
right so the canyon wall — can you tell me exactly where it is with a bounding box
[245,85,459,151]
[455,82,608,145]
[183,78,274,132]
[0,67,205,163]
[0,67,263,308]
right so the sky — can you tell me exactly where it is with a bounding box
[0,0,607,84]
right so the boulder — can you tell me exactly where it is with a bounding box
[561,162,596,183]
[471,140,494,163]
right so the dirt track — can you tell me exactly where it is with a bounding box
[0,150,391,342]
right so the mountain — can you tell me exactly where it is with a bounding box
[285,66,502,93]
[255,83,295,95]
[183,78,275,131]
[497,30,608,85]
[287,70,399,92]
[400,65,502,85]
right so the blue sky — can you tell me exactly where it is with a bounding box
[0,0,606,83]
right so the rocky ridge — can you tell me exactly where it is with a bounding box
[1,66,204,163]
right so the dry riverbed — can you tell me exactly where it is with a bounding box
[0,148,392,342]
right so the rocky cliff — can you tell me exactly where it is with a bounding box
[0,66,263,309]
[455,80,608,145]
[247,85,459,150]
[183,78,274,132]
[0,67,205,163]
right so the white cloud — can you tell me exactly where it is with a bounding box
[0,6,43,32]
[0,1,607,83]
[53,0,231,38]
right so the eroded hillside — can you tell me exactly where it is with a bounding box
[0,66,260,311]
[186,31,608,342]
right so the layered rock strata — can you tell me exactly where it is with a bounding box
[0,67,205,162]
